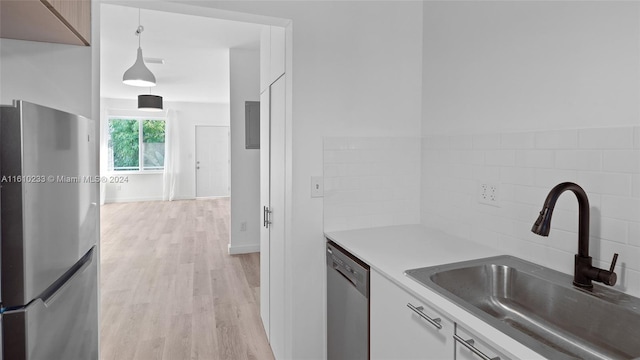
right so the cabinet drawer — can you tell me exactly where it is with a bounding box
[371,270,453,360]
[455,324,512,360]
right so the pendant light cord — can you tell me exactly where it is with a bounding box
[136,8,143,48]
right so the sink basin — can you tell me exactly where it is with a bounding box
[405,255,640,360]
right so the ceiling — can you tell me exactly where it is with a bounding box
[100,4,261,104]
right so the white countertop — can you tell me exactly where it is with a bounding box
[325,224,545,359]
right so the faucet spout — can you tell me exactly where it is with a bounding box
[531,182,617,289]
[531,182,590,257]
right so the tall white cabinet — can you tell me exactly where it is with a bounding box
[260,24,287,360]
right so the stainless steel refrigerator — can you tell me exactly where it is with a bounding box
[0,100,99,360]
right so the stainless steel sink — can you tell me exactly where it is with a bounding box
[405,255,640,360]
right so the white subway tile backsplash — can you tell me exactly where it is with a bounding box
[629,222,640,247]
[548,208,579,233]
[498,235,547,265]
[501,201,536,222]
[545,229,580,254]
[501,167,535,186]
[324,164,347,177]
[535,129,579,149]
[323,137,350,150]
[501,132,535,149]
[500,184,516,202]
[602,150,640,173]
[324,136,421,233]
[617,269,640,298]
[485,150,516,167]
[450,135,473,150]
[422,126,640,298]
[472,165,501,183]
[513,185,548,206]
[598,241,640,272]
[598,217,629,244]
[633,174,640,198]
[601,195,640,222]
[533,168,579,188]
[473,134,501,149]
[449,150,474,165]
[471,151,485,165]
[579,127,634,149]
[447,164,472,179]
[423,135,449,150]
[516,150,555,168]
[327,127,640,297]
[576,171,632,196]
[555,150,602,171]
[470,225,500,248]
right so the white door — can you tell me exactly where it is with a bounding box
[268,75,286,360]
[196,125,230,198]
[260,89,271,338]
[260,75,286,360]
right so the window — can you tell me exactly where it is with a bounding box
[108,117,166,172]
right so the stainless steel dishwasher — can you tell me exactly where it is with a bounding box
[326,240,370,360]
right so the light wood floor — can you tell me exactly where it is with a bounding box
[99,198,274,360]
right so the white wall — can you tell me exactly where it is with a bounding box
[229,48,260,254]
[422,0,639,135]
[421,1,640,297]
[100,97,229,202]
[0,39,93,118]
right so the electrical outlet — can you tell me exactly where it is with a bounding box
[240,222,247,231]
[478,182,500,206]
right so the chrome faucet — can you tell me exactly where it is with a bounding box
[531,182,618,289]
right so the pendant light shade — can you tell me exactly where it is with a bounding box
[123,47,156,87]
[123,11,156,87]
[138,94,163,111]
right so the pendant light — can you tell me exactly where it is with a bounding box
[138,89,163,111]
[123,9,156,87]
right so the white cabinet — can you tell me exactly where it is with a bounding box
[259,20,287,359]
[260,26,271,94]
[269,26,285,83]
[259,89,271,337]
[455,324,512,360]
[260,25,286,93]
[371,270,454,360]
[260,75,287,359]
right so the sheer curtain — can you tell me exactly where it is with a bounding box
[162,109,179,201]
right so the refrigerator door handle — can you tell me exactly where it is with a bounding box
[41,248,94,307]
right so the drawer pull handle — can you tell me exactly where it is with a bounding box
[454,334,500,360]
[406,303,442,329]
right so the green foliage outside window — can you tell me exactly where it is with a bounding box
[143,120,166,170]
[109,118,165,171]
[109,119,139,170]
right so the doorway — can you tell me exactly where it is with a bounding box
[195,125,230,198]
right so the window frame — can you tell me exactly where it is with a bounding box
[107,115,167,175]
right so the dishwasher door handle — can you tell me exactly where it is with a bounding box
[332,262,358,288]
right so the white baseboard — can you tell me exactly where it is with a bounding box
[104,196,163,203]
[228,243,260,255]
[103,195,197,204]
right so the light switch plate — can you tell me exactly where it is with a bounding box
[311,176,324,198]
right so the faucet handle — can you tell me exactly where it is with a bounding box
[609,253,619,273]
